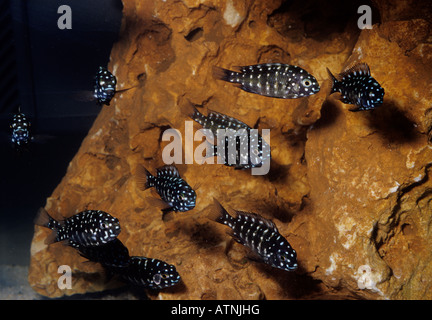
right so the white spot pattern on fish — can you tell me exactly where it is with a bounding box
[211,199,298,271]
[94,66,117,105]
[34,208,121,247]
[327,62,384,111]
[213,63,320,99]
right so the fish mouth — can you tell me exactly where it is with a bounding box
[184,203,196,210]
[285,264,298,271]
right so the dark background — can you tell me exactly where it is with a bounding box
[0,0,123,266]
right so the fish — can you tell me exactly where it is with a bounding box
[326,62,384,111]
[74,66,137,105]
[213,63,320,99]
[210,199,298,271]
[10,107,32,150]
[94,66,117,105]
[183,104,271,170]
[34,207,121,246]
[71,238,130,269]
[71,240,180,290]
[136,165,196,218]
[118,256,181,290]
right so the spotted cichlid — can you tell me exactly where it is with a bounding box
[35,208,121,246]
[118,256,181,290]
[184,104,271,170]
[327,62,384,111]
[94,66,117,105]
[71,238,130,269]
[136,165,196,218]
[211,199,298,271]
[213,63,320,99]
[10,108,32,150]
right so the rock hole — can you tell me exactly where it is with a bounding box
[137,72,146,82]
[185,27,204,42]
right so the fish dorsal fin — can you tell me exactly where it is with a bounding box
[206,109,250,129]
[235,211,278,232]
[157,165,180,178]
[339,62,370,79]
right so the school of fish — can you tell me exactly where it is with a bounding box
[22,30,385,296]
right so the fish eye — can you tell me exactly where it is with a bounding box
[100,222,110,229]
[368,91,375,97]
[161,273,169,279]
[302,79,312,87]
[178,192,187,201]
[153,274,162,285]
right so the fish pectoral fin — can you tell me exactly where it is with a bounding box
[245,251,263,263]
[145,196,169,209]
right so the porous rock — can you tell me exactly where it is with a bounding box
[28,0,432,299]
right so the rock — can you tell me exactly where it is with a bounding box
[299,18,432,299]
[28,0,432,299]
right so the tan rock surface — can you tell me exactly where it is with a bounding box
[29,0,432,299]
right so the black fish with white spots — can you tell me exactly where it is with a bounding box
[211,199,298,271]
[94,66,117,105]
[10,108,32,150]
[136,165,196,217]
[213,63,320,99]
[34,208,121,246]
[118,256,181,289]
[183,104,271,170]
[71,238,130,269]
[327,62,384,111]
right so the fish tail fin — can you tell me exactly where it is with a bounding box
[209,198,235,227]
[179,101,207,125]
[34,207,61,244]
[326,67,338,94]
[212,66,238,83]
[179,101,201,119]
[34,207,60,230]
[136,164,155,190]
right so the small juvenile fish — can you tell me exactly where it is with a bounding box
[10,108,32,150]
[327,62,384,111]
[213,63,320,99]
[136,165,196,218]
[119,256,181,290]
[71,238,130,269]
[34,208,121,246]
[183,104,271,170]
[211,199,298,271]
[94,66,117,105]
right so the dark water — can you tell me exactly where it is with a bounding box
[0,0,122,298]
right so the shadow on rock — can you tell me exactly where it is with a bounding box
[364,99,423,144]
